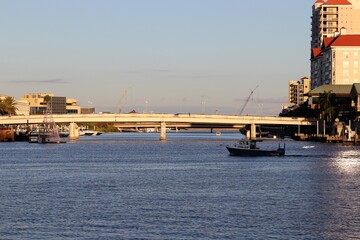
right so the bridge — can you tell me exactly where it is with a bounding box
[0,113,316,140]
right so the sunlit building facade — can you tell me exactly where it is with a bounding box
[311,0,360,49]
[311,30,360,88]
[288,77,311,106]
[21,93,81,115]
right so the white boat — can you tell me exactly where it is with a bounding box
[28,131,39,143]
[80,130,102,136]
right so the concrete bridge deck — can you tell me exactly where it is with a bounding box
[0,113,315,127]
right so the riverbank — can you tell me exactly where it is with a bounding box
[294,133,360,145]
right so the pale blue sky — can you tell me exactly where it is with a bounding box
[1,0,315,115]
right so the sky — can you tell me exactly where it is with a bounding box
[1,0,316,115]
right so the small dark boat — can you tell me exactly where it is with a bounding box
[226,140,285,156]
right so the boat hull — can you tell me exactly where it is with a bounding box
[226,146,285,156]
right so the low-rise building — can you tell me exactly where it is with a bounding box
[66,98,81,114]
[308,84,353,121]
[81,107,96,114]
[21,93,80,115]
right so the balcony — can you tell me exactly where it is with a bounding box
[324,18,338,22]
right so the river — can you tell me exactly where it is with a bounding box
[0,132,359,239]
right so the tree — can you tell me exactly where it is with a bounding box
[319,90,336,122]
[43,95,51,103]
[0,97,18,115]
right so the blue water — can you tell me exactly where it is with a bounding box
[1,132,360,239]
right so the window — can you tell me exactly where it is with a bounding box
[343,61,349,68]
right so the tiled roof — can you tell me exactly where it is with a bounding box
[315,0,324,3]
[309,85,352,96]
[312,48,322,58]
[324,0,352,5]
[331,35,360,46]
[323,37,334,48]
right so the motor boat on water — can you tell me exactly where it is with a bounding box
[226,139,285,157]
[79,130,102,136]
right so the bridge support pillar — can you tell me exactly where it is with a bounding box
[160,122,166,141]
[250,122,256,139]
[69,122,79,141]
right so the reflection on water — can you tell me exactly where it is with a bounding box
[321,149,360,239]
[331,150,360,174]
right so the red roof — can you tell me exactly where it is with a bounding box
[312,48,322,58]
[324,0,352,5]
[315,0,324,3]
[331,35,360,46]
[323,37,335,48]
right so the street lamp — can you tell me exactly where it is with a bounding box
[201,101,206,114]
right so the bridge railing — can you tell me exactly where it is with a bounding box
[0,113,316,126]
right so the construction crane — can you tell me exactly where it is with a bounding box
[115,89,128,114]
[239,85,259,115]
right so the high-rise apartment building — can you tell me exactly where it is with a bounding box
[311,28,360,88]
[310,0,360,89]
[311,0,360,49]
[288,77,311,105]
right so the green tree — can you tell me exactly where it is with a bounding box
[319,90,336,122]
[0,97,18,115]
[43,95,51,103]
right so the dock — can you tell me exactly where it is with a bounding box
[294,133,360,145]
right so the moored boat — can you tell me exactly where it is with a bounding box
[226,140,285,156]
[28,131,39,143]
[37,105,66,144]
[80,130,102,136]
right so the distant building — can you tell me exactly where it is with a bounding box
[49,96,67,114]
[15,100,30,116]
[311,29,360,88]
[288,77,311,106]
[22,93,52,114]
[66,98,81,114]
[81,107,96,114]
[311,0,360,49]
[21,93,81,115]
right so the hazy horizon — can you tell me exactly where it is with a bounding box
[1,0,314,115]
